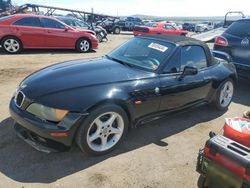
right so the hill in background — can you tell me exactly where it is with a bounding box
[121,14,247,23]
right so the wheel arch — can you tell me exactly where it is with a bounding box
[228,74,238,88]
[86,99,133,128]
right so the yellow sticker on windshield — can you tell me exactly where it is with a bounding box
[148,43,168,52]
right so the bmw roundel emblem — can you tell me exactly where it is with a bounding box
[241,38,249,46]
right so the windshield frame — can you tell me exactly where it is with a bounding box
[107,36,177,73]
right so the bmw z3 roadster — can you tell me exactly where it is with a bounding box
[10,35,237,155]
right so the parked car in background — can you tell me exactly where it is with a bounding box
[195,21,215,32]
[116,19,126,30]
[214,21,224,29]
[0,14,98,54]
[124,17,144,31]
[10,35,237,155]
[166,21,183,30]
[115,17,144,31]
[133,22,188,36]
[56,16,107,42]
[97,18,122,34]
[214,19,250,79]
[182,22,195,32]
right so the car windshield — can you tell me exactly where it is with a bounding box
[107,37,175,71]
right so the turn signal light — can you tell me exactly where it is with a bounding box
[49,132,68,137]
[215,36,228,46]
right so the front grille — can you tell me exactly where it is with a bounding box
[15,91,25,108]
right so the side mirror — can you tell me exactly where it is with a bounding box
[178,66,198,81]
[64,25,70,31]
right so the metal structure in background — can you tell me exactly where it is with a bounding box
[192,11,245,42]
[223,11,245,28]
[14,3,119,23]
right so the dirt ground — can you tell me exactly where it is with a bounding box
[0,34,249,188]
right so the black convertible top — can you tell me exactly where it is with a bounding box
[140,34,206,47]
[139,34,213,65]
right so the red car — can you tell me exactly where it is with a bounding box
[133,22,188,36]
[0,14,98,54]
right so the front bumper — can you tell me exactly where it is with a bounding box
[9,98,87,149]
[92,40,98,49]
[14,123,67,152]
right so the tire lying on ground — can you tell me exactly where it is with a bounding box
[96,34,103,43]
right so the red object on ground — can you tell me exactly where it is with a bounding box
[0,14,98,50]
[204,146,250,182]
[133,22,188,36]
[223,117,250,147]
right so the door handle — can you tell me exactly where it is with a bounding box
[47,30,52,33]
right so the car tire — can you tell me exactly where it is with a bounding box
[213,79,234,111]
[1,36,22,54]
[197,175,206,188]
[76,104,129,155]
[113,27,121,34]
[76,38,91,53]
[96,33,103,43]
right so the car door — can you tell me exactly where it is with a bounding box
[40,18,75,48]
[11,17,45,48]
[159,45,211,111]
[162,25,176,35]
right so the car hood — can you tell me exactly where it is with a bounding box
[21,58,155,99]
[75,28,95,35]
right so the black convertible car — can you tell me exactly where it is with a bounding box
[10,35,237,155]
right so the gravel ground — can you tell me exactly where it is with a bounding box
[0,34,249,188]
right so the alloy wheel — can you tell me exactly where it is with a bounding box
[4,39,20,53]
[219,81,234,108]
[80,40,90,52]
[86,112,124,152]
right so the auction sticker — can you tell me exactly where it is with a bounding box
[148,43,168,52]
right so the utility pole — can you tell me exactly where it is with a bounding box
[91,7,94,29]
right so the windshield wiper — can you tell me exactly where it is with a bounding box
[105,55,132,67]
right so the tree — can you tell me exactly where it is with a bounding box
[0,0,12,12]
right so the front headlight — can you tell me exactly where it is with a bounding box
[26,103,68,122]
[13,81,27,97]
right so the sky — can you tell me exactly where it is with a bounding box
[13,0,250,17]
